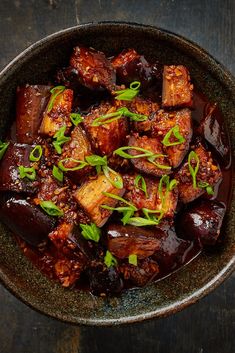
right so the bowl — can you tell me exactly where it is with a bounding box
[0,22,234,326]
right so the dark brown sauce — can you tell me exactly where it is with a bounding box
[12,88,233,293]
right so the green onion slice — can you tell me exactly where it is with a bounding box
[126,217,160,227]
[29,145,42,162]
[102,165,123,189]
[52,126,70,154]
[80,223,101,243]
[91,107,147,127]
[40,200,63,217]
[102,192,138,209]
[162,125,186,147]
[188,151,200,189]
[18,166,36,181]
[104,250,118,268]
[70,113,83,126]
[198,181,214,195]
[114,81,141,101]
[47,86,66,113]
[128,254,138,266]
[85,154,107,166]
[58,158,88,171]
[52,165,63,182]
[134,174,148,197]
[0,141,9,160]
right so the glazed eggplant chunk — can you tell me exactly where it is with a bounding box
[162,65,193,108]
[70,46,116,91]
[16,85,51,144]
[0,45,230,296]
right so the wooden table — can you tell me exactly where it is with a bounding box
[0,1,234,352]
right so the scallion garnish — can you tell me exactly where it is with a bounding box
[104,250,118,268]
[114,146,171,170]
[188,151,200,189]
[85,154,107,167]
[102,165,123,189]
[58,158,89,171]
[18,166,36,181]
[114,81,141,101]
[40,200,63,217]
[0,141,9,160]
[80,223,101,243]
[52,165,63,182]
[52,126,70,154]
[70,113,83,126]
[47,86,66,113]
[126,217,160,227]
[134,174,148,197]
[128,254,138,266]
[162,125,186,146]
[91,107,147,127]
[198,181,214,195]
[29,145,42,162]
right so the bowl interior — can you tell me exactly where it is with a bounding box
[0,23,234,325]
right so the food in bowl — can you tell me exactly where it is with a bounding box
[0,45,231,296]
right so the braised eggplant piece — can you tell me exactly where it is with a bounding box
[39,88,73,136]
[152,108,192,168]
[0,142,39,193]
[162,65,193,108]
[70,46,116,91]
[198,103,230,166]
[88,264,123,295]
[129,97,159,133]
[107,224,160,259]
[73,173,125,227]
[0,197,55,246]
[16,85,51,144]
[123,174,178,218]
[175,142,222,203]
[128,134,171,177]
[119,258,159,287]
[176,200,226,245]
[111,48,153,87]
[83,102,128,156]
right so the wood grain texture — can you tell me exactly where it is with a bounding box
[0,1,234,352]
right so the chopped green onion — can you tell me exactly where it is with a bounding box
[80,223,101,243]
[188,151,200,189]
[114,81,141,101]
[52,126,70,154]
[128,254,138,266]
[147,154,171,170]
[85,154,107,166]
[91,107,147,127]
[29,145,42,162]
[121,208,135,225]
[70,113,83,126]
[52,165,63,182]
[104,250,118,268]
[40,200,63,217]
[162,125,186,147]
[18,166,36,181]
[58,158,88,171]
[102,192,138,209]
[134,174,148,197]
[0,141,9,160]
[198,181,214,195]
[126,217,160,227]
[102,165,123,189]
[47,86,66,113]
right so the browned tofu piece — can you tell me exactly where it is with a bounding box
[39,88,73,136]
[123,174,178,218]
[16,85,52,144]
[107,224,160,259]
[128,134,171,177]
[73,173,125,227]
[175,142,222,203]
[83,102,128,156]
[128,97,159,133]
[152,108,192,168]
[70,46,116,91]
[60,126,93,181]
[162,65,193,108]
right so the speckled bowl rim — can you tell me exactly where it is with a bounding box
[0,22,234,326]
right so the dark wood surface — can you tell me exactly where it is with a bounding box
[0,1,234,352]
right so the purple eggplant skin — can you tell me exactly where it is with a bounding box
[176,200,226,246]
[88,264,123,296]
[16,85,51,144]
[0,197,56,247]
[0,142,39,193]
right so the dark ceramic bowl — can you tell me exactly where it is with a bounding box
[0,22,234,326]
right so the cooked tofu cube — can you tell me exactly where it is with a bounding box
[39,88,73,136]
[175,142,222,203]
[162,65,193,108]
[73,173,125,227]
[152,108,192,168]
